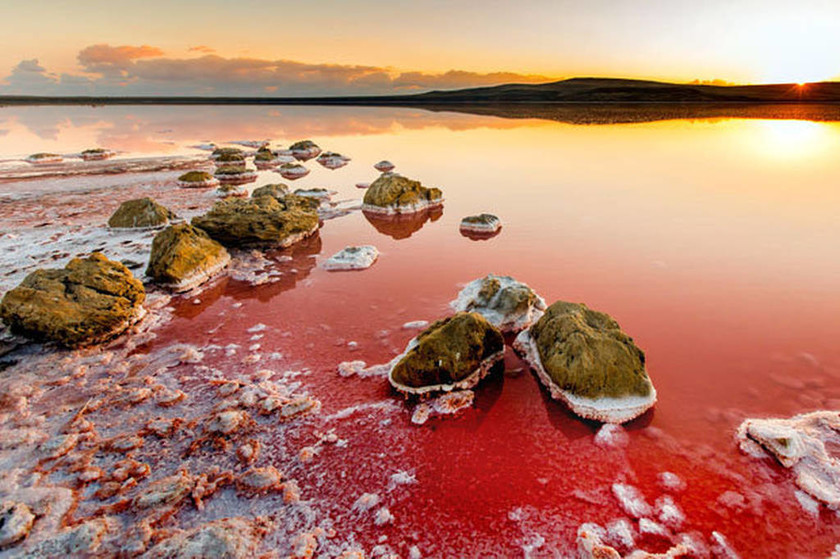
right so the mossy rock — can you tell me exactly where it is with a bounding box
[289,140,319,151]
[452,275,545,332]
[0,253,145,347]
[530,301,651,399]
[254,150,276,161]
[28,153,61,159]
[178,170,214,183]
[211,147,244,158]
[363,174,443,211]
[251,183,290,200]
[107,198,175,229]
[81,148,108,155]
[215,152,246,163]
[146,224,230,292]
[391,312,504,390]
[214,165,248,176]
[191,196,319,247]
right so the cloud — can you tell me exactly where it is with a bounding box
[188,45,216,54]
[3,44,555,97]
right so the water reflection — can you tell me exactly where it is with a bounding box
[362,207,443,240]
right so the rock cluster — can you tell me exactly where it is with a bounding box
[451,274,545,333]
[0,253,145,347]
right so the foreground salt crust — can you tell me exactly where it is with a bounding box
[323,246,379,271]
[736,410,840,510]
[513,329,657,423]
[451,275,546,333]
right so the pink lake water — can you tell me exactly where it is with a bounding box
[0,105,839,557]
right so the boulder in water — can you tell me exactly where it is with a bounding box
[0,253,145,347]
[177,170,219,188]
[362,173,443,215]
[107,198,175,230]
[146,224,231,292]
[451,275,546,333]
[289,140,322,161]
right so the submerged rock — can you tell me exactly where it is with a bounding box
[107,198,175,230]
[374,160,395,172]
[323,246,379,271]
[737,411,840,511]
[177,170,219,188]
[513,301,656,423]
[451,275,546,333]
[191,196,319,248]
[460,213,502,234]
[389,312,504,396]
[289,140,322,161]
[214,165,257,185]
[362,173,443,215]
[0,253,145,347]
[146,224,231,292]
[278,163,310,180]
[26,152,62,164]
[251,183,290,200]
[81,148,114,161]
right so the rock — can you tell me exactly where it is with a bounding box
[107,197,175,229]
[177,170,219,188]
[0,501,35,548]
[0,253,145,347]
[213,152,246,166]
[278,163,310,180]
[293,187,334,200]
[316,151,350,169]
[374,160,395,172]
[389,312,505,396]
[355,182,370,189]
[215,183,248,198]
[237,466,284,493]
[362,173,443,215]
[460,213,502,234]
[513,301,656,423]
[251,183,290,200]
[214,165,257,185]
[411,390,475,425]
[81,148,114,161]
[146,224,231,292]
[736,411,840,510]
[323,246,379,271]
[450,274,546,333]
[254,150,282,168]
[210,146,244,161]
[192,196,319,248]
[141,517,263,558]
[26,152,62,164]
[289,140,322,161]
[133,472,193,510]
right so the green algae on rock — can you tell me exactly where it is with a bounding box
[214,165,257,185]
[362,173,443,215]
[277,162,310,180]
[191,196,319,248]
[513,301,656,423]
[451,274,546,333]
[0,253,145,348]
[210,146,244,160]
[177,170,219,188]
[146,224,231,292]
[107,198,175,230]
[251,183,290,200]
[289,140,322,161]
[389,312,505,396]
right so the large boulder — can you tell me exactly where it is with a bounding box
[451,275,546,333]
[0,253,145,347]
[389,312,504,396]
[146,224,231,292]
[107,198,175,229]
[191,196,319,248]
[362,174,443,215]
[514,301,656,423]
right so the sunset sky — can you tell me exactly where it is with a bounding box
[2,0,839,96]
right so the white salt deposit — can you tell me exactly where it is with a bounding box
[612,484,653,518]
[594,423,629,449]
[323,246,379,271]
[402,320,429,330]
[451,275,546,333]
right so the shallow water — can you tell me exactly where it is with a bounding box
[1,104,839,557]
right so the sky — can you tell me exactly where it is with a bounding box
[2,0,840,96]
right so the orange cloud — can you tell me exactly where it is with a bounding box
[188,45,216,54]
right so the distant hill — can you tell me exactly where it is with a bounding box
[3,77,840,106]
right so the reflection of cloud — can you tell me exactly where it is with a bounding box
[2,43,553,97]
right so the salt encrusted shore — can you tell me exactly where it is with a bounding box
[513,329,657,423]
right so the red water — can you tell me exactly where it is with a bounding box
[2,106,840,556]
